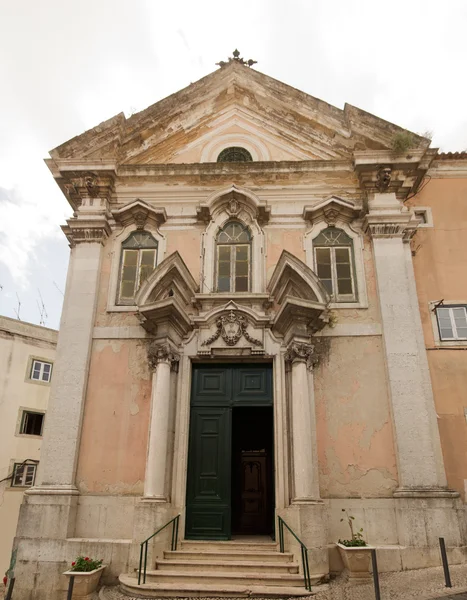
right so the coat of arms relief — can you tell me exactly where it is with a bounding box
[201,310,262,347]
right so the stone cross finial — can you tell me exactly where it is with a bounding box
[216,49,257,68]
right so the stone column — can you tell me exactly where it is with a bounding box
[365,192,450,495]
[143,343,179,500]
[285,342,321,502]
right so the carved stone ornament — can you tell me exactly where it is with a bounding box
[216,49,257,68]
[323,207,340,227]
[202,310,262,347]
[228,198,240,216]
[83,173,99,198]
[284,342,316,371]
[147,342,180,371]
[133,208,148,230]
[376,167,392,192]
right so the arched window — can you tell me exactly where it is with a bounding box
[217,147,253,163]
[313,227,356,302]
[216,221,251,292]
[118,231,158,303]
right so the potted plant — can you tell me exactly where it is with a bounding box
[336,510,373,581]
[63,556,106,599]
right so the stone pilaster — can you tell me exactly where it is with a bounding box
[285,342,321,503]
[143,342,180,500]
[29,174,113,495]
[364,192,452,496]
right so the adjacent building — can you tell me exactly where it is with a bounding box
[10,54,467,599]
[0,317,56,580]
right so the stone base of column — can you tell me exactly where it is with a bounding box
[140,495,169,503]
[281,503,329,576]
[292,497,324,505]
[394,487,460,498]
[16,489,79,539]
[26,484,80,496]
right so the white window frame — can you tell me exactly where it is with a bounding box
[313,244,356,303]
[429,301,467,347]
[30,360,52,383]
[118,246,158,304]
[436,306,467,341]
[107,225,166,312]
[11,462,38,488]
[305,220,368,309]
[19,410,45,436]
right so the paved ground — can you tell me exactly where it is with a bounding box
[312,563,467,600]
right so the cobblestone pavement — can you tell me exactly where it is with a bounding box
[99,564,467,600]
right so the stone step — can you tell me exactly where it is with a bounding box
[137,569,309,587]
[119,574,318,597]
[155,559,300,574]
[164,549,294,563]
[179,540,278,552]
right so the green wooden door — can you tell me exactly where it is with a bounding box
[185,365,272,540]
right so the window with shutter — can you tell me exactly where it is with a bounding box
[313,227,357,302]
[118,231,158,304]
[216,221,251,293]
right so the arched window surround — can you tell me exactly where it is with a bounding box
[304,220,368,309]
[200,190,266,294]
[107,224,166,312]
[217,147,253,163]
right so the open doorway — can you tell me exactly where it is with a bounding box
[231,406,274,536]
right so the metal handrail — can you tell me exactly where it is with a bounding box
[278,516,312,591]
[138,514,180,585]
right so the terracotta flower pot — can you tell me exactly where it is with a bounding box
[337,543,373,582]
[63,565,106,599]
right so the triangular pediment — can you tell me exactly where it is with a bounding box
[48,61,430,165]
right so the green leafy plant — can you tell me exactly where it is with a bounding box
[69,556,103,572]
[391,131,414,154]
[338,509,367,547]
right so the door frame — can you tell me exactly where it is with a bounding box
[170,340,289,540]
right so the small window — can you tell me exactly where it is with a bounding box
[217,147,253,163]
[118,231,158,304]
[436,306,467,340]
[30,360,52,382]
[313,227,356,302]
[216,221,251,292]
[11,462,37,487]
[20,411,44,436]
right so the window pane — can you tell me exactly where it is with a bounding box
[316,248,331,264]
[13,465,24,486]
[218,261,230,276]
[218,246,230,260]
[121,280,136,299]
[123,249,138,266]
[236,245,248,260]
[32,362,41,380]
[337,278,353,295]
[336,263,351,278]
[452,308,467,327]
[456,327,467,339]
[335,248,350,263]
[235,277,249,292]
[437,308,454,339]
[218,277,230,292]
[236,260,248,276]
[317,263,332,279]
[25,466,35,486]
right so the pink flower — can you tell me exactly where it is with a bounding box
[85,557,89,561]
[71,562,75,566]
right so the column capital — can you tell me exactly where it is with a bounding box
[147,341,180,371]
[284,342,315,370]
[363,191,419,242]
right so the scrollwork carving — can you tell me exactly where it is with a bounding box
[201,310,262,347]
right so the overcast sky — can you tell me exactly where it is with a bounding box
[1,0,466,330]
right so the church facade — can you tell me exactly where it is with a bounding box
[12,54,467,598]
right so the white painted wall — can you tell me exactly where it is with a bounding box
[0,316,57,577]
